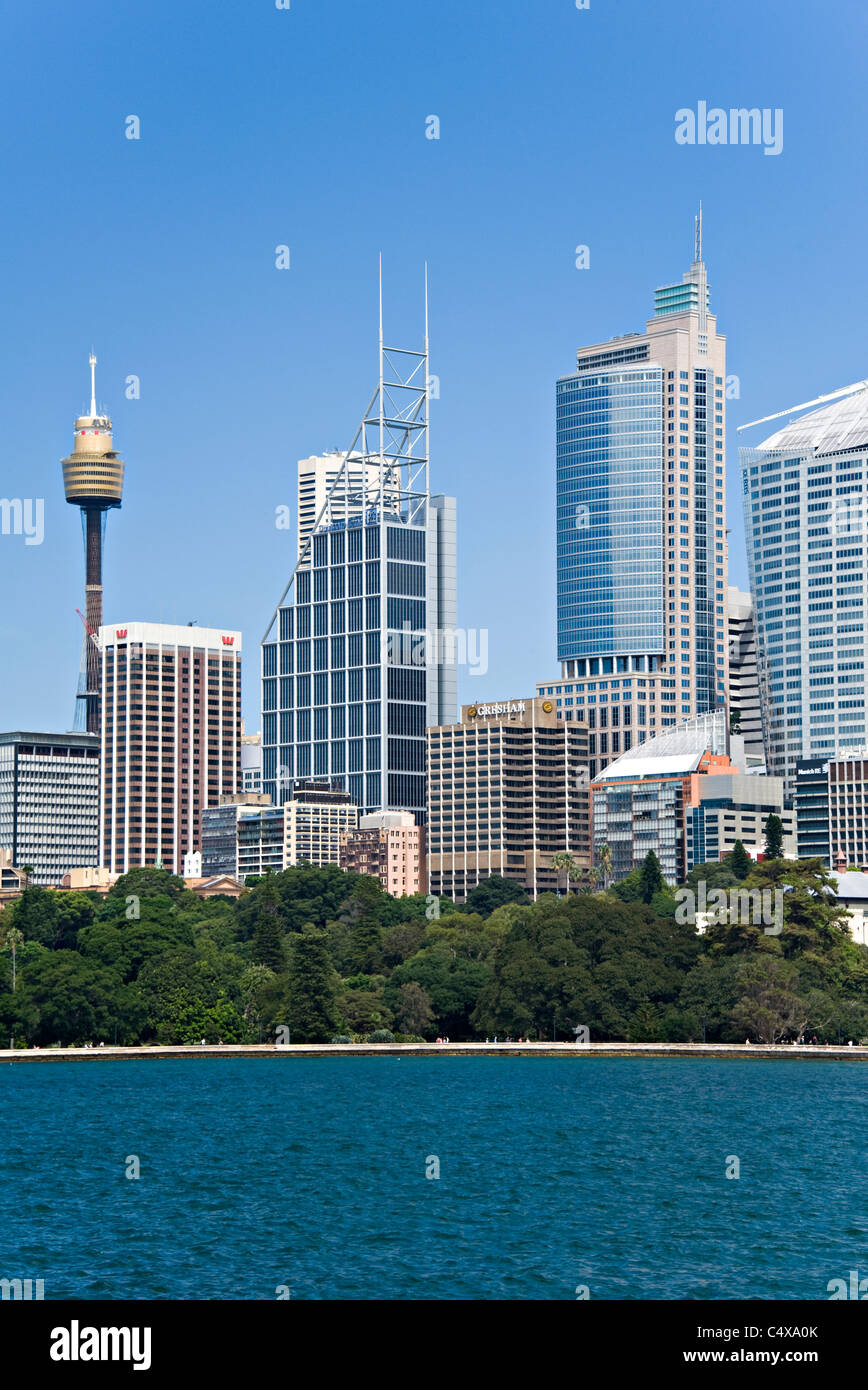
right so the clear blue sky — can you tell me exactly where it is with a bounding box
[2,0,866,733]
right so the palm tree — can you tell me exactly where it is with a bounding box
[597,843,613,892]
[551,851,578,897]
[3,927,24,991]
[568,865,587,895]
[586,865,602,893]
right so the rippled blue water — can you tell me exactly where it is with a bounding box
[1,1056,865,1300]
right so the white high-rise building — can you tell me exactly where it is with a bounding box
[0,732,99,886]
[297,452,387,559]
[742,386,868,790]
[727,587,764,770]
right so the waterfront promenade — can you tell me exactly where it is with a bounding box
[2,1041,867,1063]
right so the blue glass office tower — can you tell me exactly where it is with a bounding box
[261,301,457,820]
[557,366,664,660]
[545,214,729,780]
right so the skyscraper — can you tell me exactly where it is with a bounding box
[426,697,591,901]
[99,622,242,874]
[727,587,764,769]
[62,355,125,734]
[262,277,458,821]
[741,385,868,788]
[297,451,388,559]
[550,212,728,779]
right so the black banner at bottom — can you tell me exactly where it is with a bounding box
[4,1299,860,1376]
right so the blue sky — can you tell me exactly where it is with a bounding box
[2,0,866,732]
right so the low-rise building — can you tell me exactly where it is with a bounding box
[593,711,793,884]
[687,773,796,869]
[339,811,426,897]
[201,794,273,878]
[236,782,358,881]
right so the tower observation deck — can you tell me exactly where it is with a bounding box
[61,354,125,734]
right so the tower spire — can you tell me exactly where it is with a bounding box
[695,201,703,264]
[89,352,97,418]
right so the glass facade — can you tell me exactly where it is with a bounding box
[263,500,456,821]
[742,441,868,789]
[556,366,664,662]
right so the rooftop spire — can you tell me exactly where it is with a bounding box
[694,201,703,264]
[89,352,97,418]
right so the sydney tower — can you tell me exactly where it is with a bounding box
[61,355,125,734]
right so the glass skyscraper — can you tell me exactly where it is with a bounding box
[545,215,728,780]
[262,310,457,820]
[557,366,664,660]
[741,388,868,790]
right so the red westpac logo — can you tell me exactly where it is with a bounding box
[222,635,234,646]
[116,629,127,639]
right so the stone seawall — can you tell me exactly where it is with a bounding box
[1,1042,866,1063]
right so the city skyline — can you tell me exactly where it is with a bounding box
[3,0,866,735]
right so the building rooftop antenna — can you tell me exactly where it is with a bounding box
[89,352,97,418]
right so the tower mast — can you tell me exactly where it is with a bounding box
[61,356,125,733]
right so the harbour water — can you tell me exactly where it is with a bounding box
[2,1056,864,1300]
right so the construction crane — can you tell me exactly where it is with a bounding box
[76,607,101,648]
[737,377,868,433]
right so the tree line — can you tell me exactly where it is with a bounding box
[0,844,865,1047]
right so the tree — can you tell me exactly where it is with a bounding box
[730,956,807,1044]
[106,866,188,906]
[395,981,435,1036]
[250,876,285,972]
[286,928,342,1042]
[551,852,578,897]
[764,814,784,861]
[729,709,742,736]
[17,954,144,1046]
[729,840,752,882]
[7,886,59,947]
[639,851,666,904]
[597,844,613,891]
[461,875,529,916]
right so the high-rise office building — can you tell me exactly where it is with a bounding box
[297,451,388,559]
[0,731,99,886]
[794,757,831,864]
[741,385,868,789]
[262,287,458,821]
[427,697,591,902]
[551,212,728,779]
[99,622,242,875]
[62,355,125,734]
[727,587,764,769]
